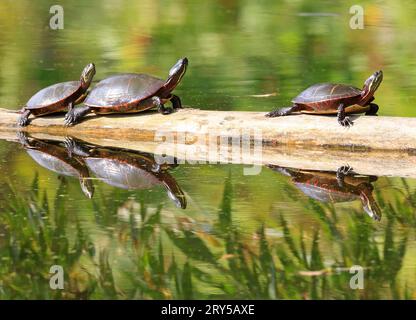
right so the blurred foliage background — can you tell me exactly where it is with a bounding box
[1,0,416,115]
[1,0,416,299]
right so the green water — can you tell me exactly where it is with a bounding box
[1,0,416,299]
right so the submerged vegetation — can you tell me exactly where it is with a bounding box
[1,0,416,300]
[0,172,414,299]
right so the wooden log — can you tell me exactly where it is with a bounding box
[1,107,416,151]
[1,107,416,178]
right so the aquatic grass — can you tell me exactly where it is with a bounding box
[92,173,416,299]
[0,170,415,299]
[0,177,96,299]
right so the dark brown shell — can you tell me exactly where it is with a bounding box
[84,73,165,108]
[293,171,372,203]
[293,83,362,104]
[26,81,81,109]
[27,149,80,177]
[84,157,160,189]
[295,182,357,203]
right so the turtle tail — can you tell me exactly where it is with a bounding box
[265,105,300,117]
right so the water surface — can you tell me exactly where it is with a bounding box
[1,0,416,299]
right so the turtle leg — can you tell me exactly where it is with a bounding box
[64,137,91,157]
[67,101,74,114]
[365,103,379,115]
[17,131,30,146]
[64,105,92,126]
[337,103,353,127]
[265,105,300,117]
[336,165,353,188]
[18,109,31,127]
[170,94,183,109]
[153,96,173,115]
[63,101,75,125]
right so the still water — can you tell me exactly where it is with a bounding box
[1,0,416,299]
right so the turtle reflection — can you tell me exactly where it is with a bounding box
[65,138,187,209]
[268,165,382,221]
[17,132,94,198]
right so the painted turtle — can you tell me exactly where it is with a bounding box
[18,63,96,126]
[65,138,187,209]
[17,132,94,198]
[268,165,381,220]
[266,70,383,127]
[64,58,188,125]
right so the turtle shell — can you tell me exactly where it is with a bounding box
[84,73,165,108]
[26,81,81,109]
[295,182,357,203]
[293,83,367,114]
[293,83,362,104]
[85,157,161,189]
[293,170,373,203]
[26,149,80,177]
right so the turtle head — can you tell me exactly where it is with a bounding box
[161,176,187,209]
[164,57,188,92]
[360,190,382,221]
[167,189,187,209]
[361,70,383,103]
[80,177,94,199]
[80,63,96,89]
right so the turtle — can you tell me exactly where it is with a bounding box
[64,57,188,125]
[265,70,383,127]
[268,164,382,221]
[64,138,187,209]
[17,132,94,198]
[18,63,96,126]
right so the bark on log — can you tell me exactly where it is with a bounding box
[1,108,416,178]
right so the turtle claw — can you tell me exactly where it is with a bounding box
[336,165,353,187]
[64,117,72,127]
[64,136,90,157]
[18,111,31,127]
[63,137,76,157]
[338,165,353,176]
[339,117,353,128]
[157,104,173,115]
[18,117,29,127]
[64,106,91,126]
[64,110,76,126]
[16,131,30,146]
